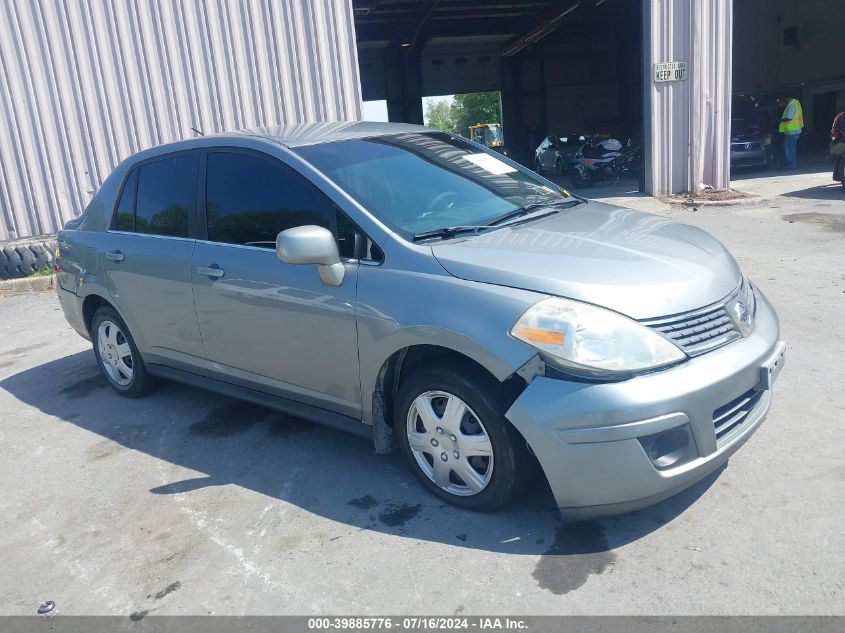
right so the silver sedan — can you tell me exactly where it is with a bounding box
[56,122,785,519]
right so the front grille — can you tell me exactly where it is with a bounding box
[731,142,762,152]
[712,386,765,445]
[641,299,740,356]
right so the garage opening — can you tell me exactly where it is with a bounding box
[354,0,643,187]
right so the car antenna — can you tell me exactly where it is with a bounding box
[190,126,204,136]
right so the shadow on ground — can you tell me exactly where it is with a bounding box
[779,183,845,202]
[1,350,723,571]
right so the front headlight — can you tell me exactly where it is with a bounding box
[742,277,756,316]
[732,276,757,336]
[510,297,686,377]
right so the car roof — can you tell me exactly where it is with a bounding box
[224,120,432,148]
[120,121,435,166]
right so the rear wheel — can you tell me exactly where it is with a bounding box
[534,158,544,175]
[91,306,153,397]
[568,167,594,188]
[395,363,535,512]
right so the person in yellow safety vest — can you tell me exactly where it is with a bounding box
[777,97,804,169]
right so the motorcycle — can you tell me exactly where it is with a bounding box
[567,137,641,188]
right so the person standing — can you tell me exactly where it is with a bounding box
[778,96,804,169]
[831,106,845,183]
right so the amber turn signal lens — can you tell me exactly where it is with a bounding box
[514,326,565,345]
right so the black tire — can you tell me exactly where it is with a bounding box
[395,362,536,512]
[534,159,544,175]
[568,167,594,188]
[1,245,24,278]
[90,306,154,398]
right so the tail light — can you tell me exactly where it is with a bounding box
[53,244,60,273]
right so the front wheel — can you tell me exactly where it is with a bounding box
[568,167,595,188]
[91,306,153,397]
[395,363,536,512]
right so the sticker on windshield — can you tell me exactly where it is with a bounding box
[462,152,517,175]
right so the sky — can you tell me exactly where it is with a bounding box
[362,95,454,123]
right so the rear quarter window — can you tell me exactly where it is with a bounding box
[114,169,137,231]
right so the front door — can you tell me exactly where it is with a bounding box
[191,149,361,418]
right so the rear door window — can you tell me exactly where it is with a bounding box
[204,151,332,247]
[134,154,194,238]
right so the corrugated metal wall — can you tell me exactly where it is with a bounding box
[645,0,732,195]
[689,0,732,193]
[0,0,363,241]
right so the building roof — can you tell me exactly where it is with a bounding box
[230,121,431,147]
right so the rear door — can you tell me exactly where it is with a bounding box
[191,149,362,418]
[104,151,205,369]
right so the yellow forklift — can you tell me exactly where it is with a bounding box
[469,123,506,154]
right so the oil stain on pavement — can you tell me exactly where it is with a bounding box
[378,503,421,527]
[783,212,845,233]
[348,494,379,510]
[154,581,181,600]
[59,373,107,399]
[533,521,616,594]
[0,342,46,357]
[189,401,314,438]
[188,402,270,437]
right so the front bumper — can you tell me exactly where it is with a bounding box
[730,145,768,168]
[506,289,784,521]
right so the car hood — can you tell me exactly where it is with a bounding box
[731,121,764,142]
[431,201,742,320]
[731,130,763,143]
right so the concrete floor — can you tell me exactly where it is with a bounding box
[1,175,843,616]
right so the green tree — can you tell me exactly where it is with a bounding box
[450,92,501,138]
[424,99,456,132]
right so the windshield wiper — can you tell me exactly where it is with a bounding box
[486,197,585,227]
[412,198,587,242]
[412,225,493,241]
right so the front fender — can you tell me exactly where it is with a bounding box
[356,263,542,425]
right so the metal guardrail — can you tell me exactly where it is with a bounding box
[0,235,58,280]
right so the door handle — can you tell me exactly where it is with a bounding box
[197,265,224,279]
[105,250,124,262]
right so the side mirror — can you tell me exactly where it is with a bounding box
[276,225,345,287]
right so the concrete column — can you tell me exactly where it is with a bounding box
[384,45,424,125]
[500,57,526,158]
[500,51,546,164]
[643,0,733,195]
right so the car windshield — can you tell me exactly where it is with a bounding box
[294,132,568,237]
